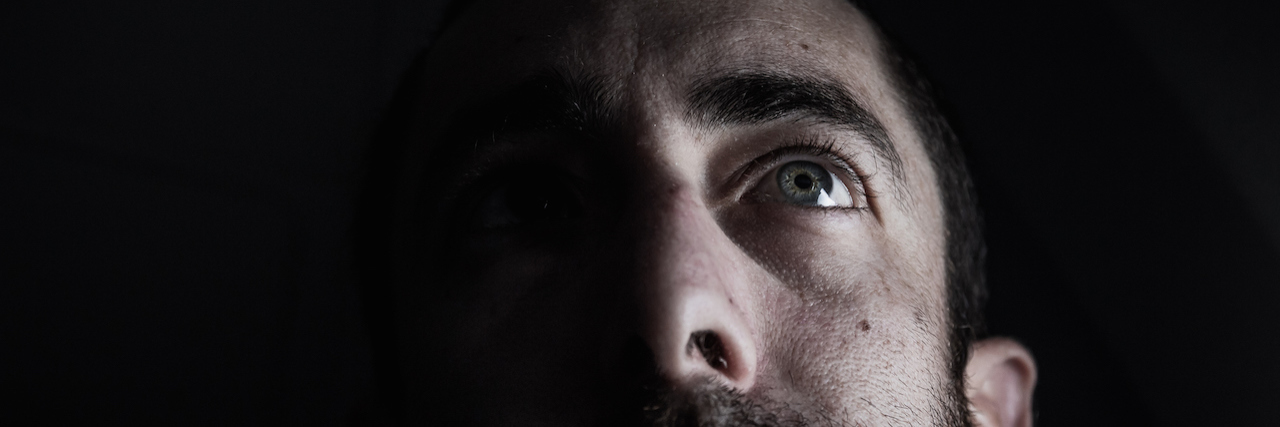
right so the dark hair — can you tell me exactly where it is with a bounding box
[868,17,989,400]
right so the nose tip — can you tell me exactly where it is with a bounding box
[646,287,757,390]
[634,188,758,391]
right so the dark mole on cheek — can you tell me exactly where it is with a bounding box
[858,320,871,332]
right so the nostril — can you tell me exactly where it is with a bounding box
[688,330,728,371]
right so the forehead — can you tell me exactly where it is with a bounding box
[430,0,890,106]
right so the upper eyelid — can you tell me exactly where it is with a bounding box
[721,137,881,215]
[735,140,868,192]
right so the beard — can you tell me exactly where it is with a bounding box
[612,376,973,427]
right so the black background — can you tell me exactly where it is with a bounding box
[2,1,1277,425]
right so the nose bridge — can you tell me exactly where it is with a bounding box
[634,184,758,390]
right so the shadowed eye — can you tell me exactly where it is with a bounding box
[474,172,582,230]
[757,160,855,208]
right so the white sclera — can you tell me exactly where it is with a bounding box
[815,171,854,208]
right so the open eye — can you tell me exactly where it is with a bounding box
[751,160,855,208]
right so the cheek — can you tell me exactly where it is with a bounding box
[406,249,630,424]
[755,276,952,414]
[717,204,881,291]
[417,227,627,349]
[719,206,951,411]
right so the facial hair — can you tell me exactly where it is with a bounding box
[612,376,973,427]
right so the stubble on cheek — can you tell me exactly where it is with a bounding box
[746,242,956,426]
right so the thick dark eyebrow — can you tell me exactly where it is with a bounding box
[686,70,904,184]
[438,70,619,152]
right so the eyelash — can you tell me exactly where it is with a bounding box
[736,135,868,208]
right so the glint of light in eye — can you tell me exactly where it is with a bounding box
[816,173,854,207]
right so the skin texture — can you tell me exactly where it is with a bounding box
[391,0,1036,425]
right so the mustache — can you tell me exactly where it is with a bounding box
[613,377,971,427]
[612,378,817,427]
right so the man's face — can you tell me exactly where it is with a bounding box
[394,0,967,425]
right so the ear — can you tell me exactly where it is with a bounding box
[966,337,1037,427]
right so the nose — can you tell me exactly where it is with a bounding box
[634,186,758,391]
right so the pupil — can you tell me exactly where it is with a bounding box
[774,161,832,206]
[794,174,814,190]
